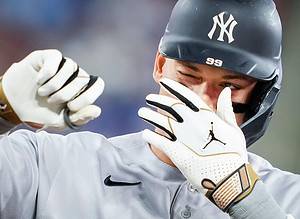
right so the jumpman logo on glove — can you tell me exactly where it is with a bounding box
[203,122,226,149]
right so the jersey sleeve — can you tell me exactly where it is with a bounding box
[0,128,106,218]
[0,129,75,218]
[228,180,292,219]
[0,129,40,218]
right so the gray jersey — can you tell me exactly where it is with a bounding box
[0,129,299,219]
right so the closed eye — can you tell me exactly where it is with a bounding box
[177,71,197,78]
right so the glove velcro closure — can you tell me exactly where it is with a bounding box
[0,78,21,124]
[205,163,259,212]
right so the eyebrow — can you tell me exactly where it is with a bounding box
[178,61,199,72]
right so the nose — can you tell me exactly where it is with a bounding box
[191,82,220,110]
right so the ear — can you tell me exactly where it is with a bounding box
[153,52,166,83]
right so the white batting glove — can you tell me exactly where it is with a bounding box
[1,49,104,129]
[138,78,259,212]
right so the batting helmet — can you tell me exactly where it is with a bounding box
[159,0,282,147]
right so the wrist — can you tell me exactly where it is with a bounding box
[0,77,22,125]
[228,180,287,219]
[205,163,259,212]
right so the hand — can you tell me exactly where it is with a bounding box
[1,49,104,129]
[138,78,258,211]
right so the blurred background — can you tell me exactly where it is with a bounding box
[0,0,299,173]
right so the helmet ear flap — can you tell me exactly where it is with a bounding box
[241,75,280,147]
[244,76,278,123]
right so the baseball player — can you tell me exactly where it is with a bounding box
[0,0,299,218]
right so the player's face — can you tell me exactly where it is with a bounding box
[153,53,257,125]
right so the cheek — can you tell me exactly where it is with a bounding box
[231,90,251,104]
[163,71,177,81]
[235,113,246,126]
[161,62,178,79]
[159,89,168,97]
[232,82,257,104]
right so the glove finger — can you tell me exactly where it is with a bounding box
[24,50,63,85]
[216,87,237,127]
[145,94,184,122]
[160,78,211,112]
[142,129,174,157]
[38,57,79,96]
[47,68,90,104]
[23,49,62,72]
[67,76,104,111]
[142,129,193,170]
[138,107,177,141]
[68,105,101,126]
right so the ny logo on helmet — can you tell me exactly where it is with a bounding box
[208,12,238,44]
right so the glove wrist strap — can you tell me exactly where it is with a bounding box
[0,77,21,124]
[205,163,259,212]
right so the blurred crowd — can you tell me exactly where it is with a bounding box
[0,0,299,172]
[0,0,180,136]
